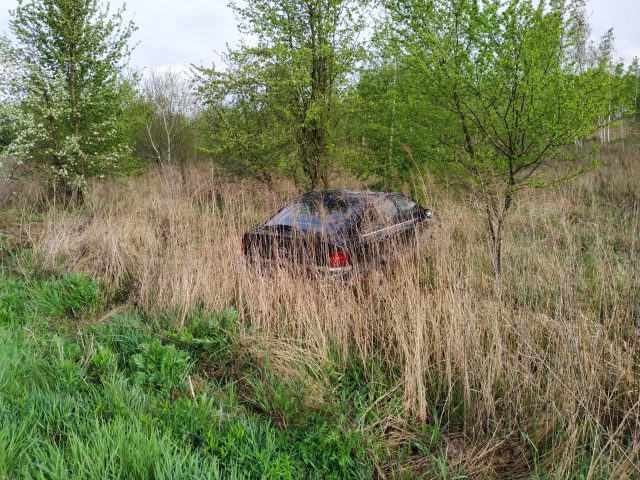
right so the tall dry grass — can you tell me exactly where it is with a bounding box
[27,137,640,477]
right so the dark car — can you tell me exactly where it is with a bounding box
[242,190,437,275]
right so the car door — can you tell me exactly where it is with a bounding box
[357,197,401,268]
[393,194,424,243]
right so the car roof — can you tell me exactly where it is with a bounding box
[299,189,397,205]
[262,190,410,233]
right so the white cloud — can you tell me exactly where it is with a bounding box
[124,0,240,70]
[587,0,640,64]
[0,0,638,68]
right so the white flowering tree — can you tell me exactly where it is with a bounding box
[0,38,15,150]
[3,0,136,201]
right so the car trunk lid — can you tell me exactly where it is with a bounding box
[243,224,350,269]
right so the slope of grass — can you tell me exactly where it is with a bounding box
[1,268,454,479]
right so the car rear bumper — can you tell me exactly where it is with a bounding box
[317,265,353,276]
[244,256,354,279]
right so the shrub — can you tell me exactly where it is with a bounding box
[130,339,193,395]
[297,421,371,480]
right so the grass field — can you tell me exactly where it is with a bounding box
[0,130,639,479]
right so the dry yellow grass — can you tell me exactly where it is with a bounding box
[23,135,640,477]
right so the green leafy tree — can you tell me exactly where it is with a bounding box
[383,0,614,279]
[624,57,639,119]
[347,54,461,193]
[347,60,422,189]
[3,0,136,200]
[195,0,368,189]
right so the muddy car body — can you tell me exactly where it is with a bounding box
[242,190,436,275]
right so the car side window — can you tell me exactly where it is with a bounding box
[394,195,418,222]
[360,198,398,234]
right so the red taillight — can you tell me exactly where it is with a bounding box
[242,237,247,255]
[328,249,350,269]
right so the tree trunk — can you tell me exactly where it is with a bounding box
[51,177,84,207]
[300,133,320,191]
[299,1,331,191]
[635,75,638,120]
[179,159,187,193]
[486,191,512,282]
[491,216,506,281]
[388,61,398,167]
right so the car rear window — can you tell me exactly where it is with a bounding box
[265,194,354,232]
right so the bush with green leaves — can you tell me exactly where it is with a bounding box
[130,339,193,394]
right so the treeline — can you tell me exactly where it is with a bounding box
[0,0,638,272]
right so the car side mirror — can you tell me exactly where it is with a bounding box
[418,207,433,220]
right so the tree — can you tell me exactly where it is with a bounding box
[0,37,19,156]
[195,0,368,190]
[624,57,639,119]
[347,53,460,193]
[137,69,197,185]
[3,0,136,201]
[383,0,614,280]
[0,101,18,157]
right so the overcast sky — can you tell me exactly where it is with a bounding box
[0,0,638,74]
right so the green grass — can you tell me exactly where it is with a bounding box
[0,268,438,479]
[2,256,617,478]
